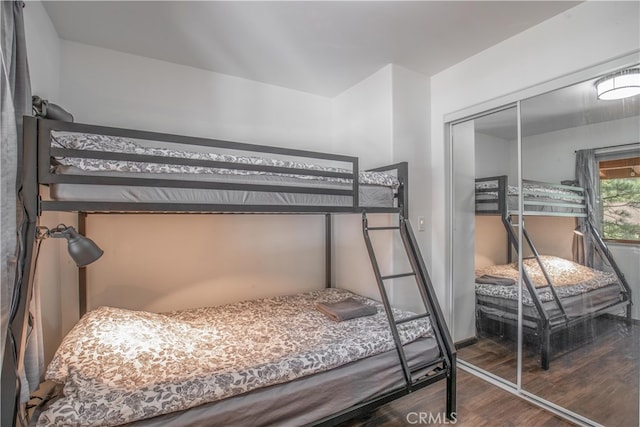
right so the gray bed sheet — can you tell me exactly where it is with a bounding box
[507,195,584,215]
[34,337,439,427]
[475,194,584,215]
[476,182,585,215]
[48,165,395,208]
[477,283,624,329]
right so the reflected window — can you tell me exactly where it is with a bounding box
[599,154,640,243]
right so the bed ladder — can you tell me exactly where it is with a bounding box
[586,221,633,321]
[505,216,569,320]
[362,213,456,418]
[503,215,569,369]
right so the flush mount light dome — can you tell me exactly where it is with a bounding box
[595,68,640,100]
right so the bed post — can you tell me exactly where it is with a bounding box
[325,214,332,288]
[586,220,633,323]
[397,162,409,219]
[78,212,88,316]
[447,352,457,421]
[541,322,551,371]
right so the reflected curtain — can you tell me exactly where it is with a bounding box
[574,149,601,268]
[1,0,41,407]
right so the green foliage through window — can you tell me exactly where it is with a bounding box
[601,178,640,241]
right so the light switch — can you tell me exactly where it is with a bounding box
[418,216,425,232]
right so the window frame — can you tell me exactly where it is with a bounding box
[598,152,640,245]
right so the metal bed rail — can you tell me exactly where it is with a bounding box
[475,175,587,217]
[474,175,507,215]
[33,118,407,214]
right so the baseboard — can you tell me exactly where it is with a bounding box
[454,336,478,350]
[602,312,640,325]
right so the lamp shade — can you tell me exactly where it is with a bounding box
[595,68,640,100]
[63,227,104,267]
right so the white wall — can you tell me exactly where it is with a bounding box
[332,64,393,168]
[391,65,431,313]
[331,65,433,313]
[23,0,80,366]
[24,2,60,102]
[521,115,640,182]
[391,65,430,225]
[608,242,640,320]
[330,65,394,303]
[475,132,514,181]
[55,40,336,316]
[431,1,640,321]
[330,64,433,313]
[58,41,333,150]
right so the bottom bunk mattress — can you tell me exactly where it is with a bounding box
[475,256,623,327]
[36,289,437,426]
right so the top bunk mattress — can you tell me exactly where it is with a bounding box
[475,179,585,216]
[38,288,434,427]
[46,131,399,209]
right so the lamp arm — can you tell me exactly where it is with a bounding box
[40,224,76,239]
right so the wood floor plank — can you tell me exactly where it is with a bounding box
[457,317,639,426]
[340,317,637,426]
[337,370,574,427]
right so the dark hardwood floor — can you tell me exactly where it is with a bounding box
[457,316,639,427]
[337,369,573,427]
[338,317,638,427]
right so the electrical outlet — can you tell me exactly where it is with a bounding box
[418,216,425,232]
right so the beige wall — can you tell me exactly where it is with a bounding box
[521,217,575,261]
[475,216,576,268]
[474,216,508,269]
[85,214,326,313]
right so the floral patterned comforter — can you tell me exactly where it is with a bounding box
[475,256,619,305]
[38,289,432,426]
[51,131,399,188]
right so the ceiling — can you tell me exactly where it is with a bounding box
[474,72,640,140]
[42,1,581,97]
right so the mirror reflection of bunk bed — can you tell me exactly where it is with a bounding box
[4,117,456,427]
[474,175,632,370]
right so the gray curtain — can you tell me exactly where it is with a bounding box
[574,149,601,268]
[1,0,38,408]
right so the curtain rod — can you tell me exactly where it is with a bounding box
[574,142,640,154]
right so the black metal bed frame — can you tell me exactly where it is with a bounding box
[2,117,456,427]
[474,175,632,370]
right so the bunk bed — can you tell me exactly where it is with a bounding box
[474,175,632,370]
[4,117,456,427]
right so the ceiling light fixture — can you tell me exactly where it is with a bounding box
[595,68,640,100]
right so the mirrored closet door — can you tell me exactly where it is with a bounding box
[449,61,639,426]
[451,105,519,385]
[519,66,639,426]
